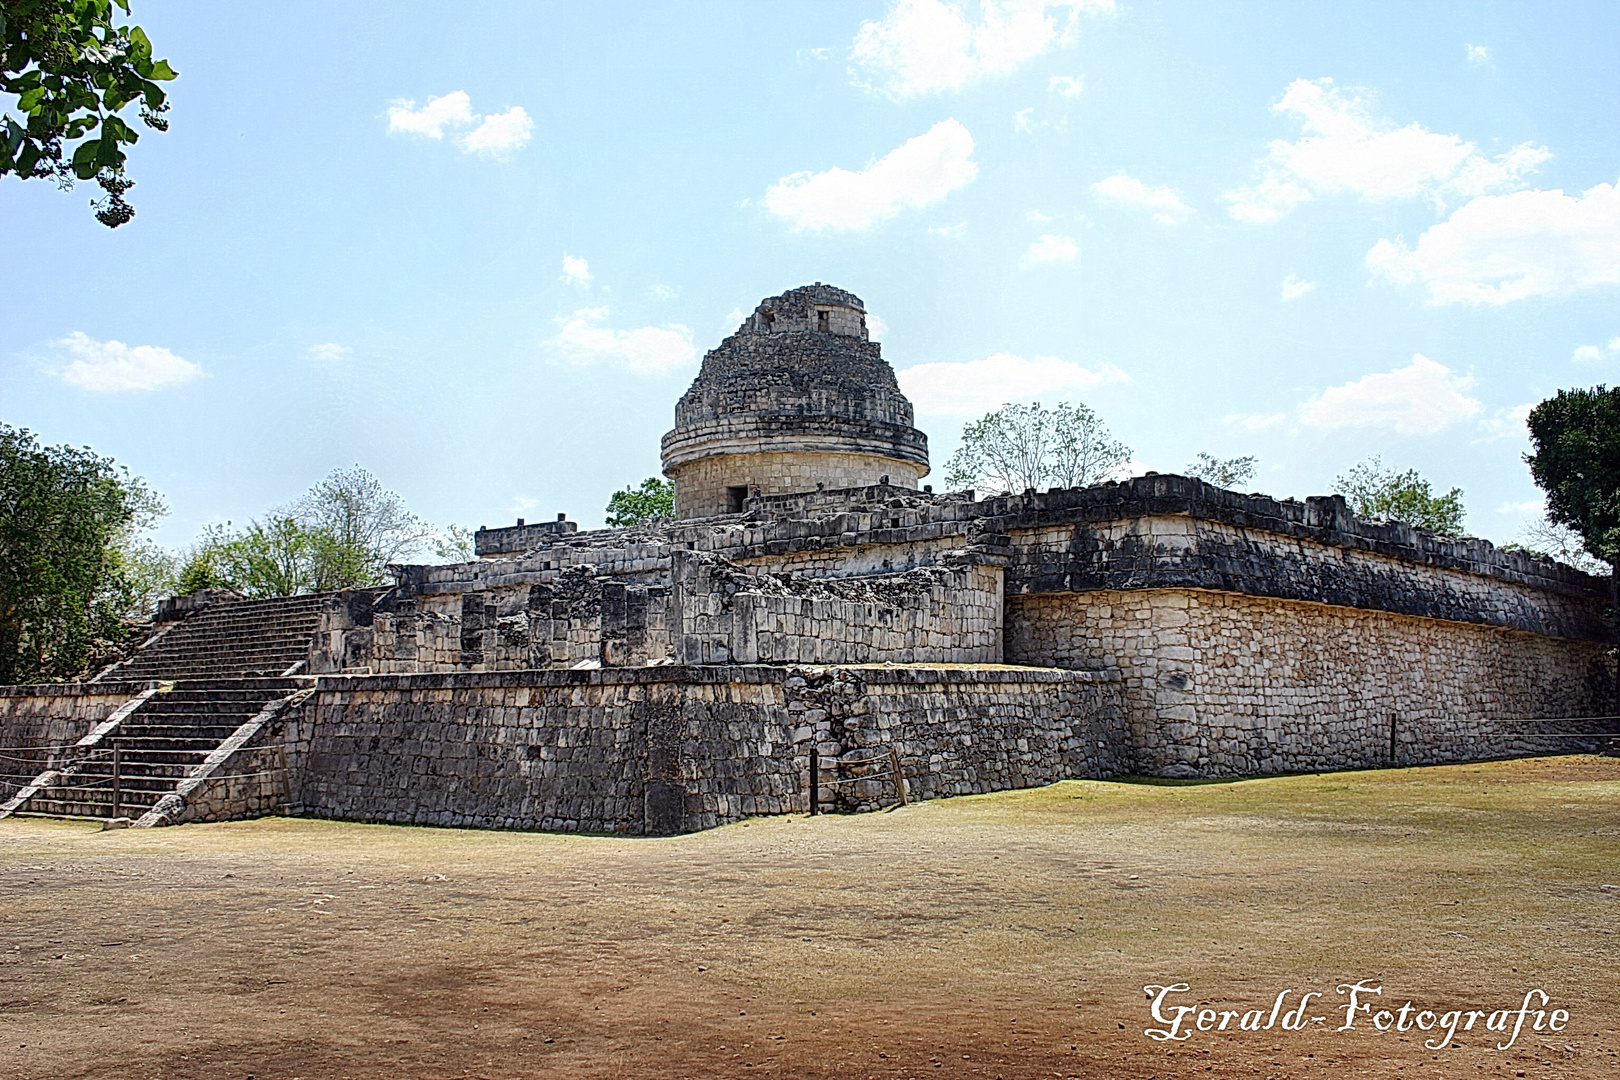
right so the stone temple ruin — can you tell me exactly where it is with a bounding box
[2,284,1613,833]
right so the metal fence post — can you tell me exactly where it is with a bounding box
[809,747,819,816]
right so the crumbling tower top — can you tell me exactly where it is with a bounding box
[660,284,929,519]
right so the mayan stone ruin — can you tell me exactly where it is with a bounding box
[2,284,1613,834]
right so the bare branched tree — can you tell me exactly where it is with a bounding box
[945,401,1130,495]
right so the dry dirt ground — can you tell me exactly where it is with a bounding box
[1,755,1617,1080]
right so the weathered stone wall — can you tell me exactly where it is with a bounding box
[670,550,1003,666]
[668,449,925,520]
[0,683,151,799]
[166,744,293,824]
[277,664,1124,834]
[1007,588,1614,777]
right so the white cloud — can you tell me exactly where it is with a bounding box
[1014,107,1036,132]
[387,91,475,138]
[1020,233,1078,267]
[867,312,890,338]
[459,106,533,154]
[898,352,1128,415]
[1366,180,1620,305]
[1498,498,1544,516]
[508,495,543,518]
[1572,337,1620,363]
[1024,209,1053,224]
[1221,411,1289,431]
[764,118,978,231]
[54,331,202,392]
[305,343,352,362]
[387,91,530,155]
[851,0,1113,100]
[1474,402,1534,443]
[1298,354,1482,435]
[1466,44,1490,65]
[649,284,678,301]
[1091,174,1192,225]
[1226,78,1549,222]
[561,254,591,286]
[1049,74,1084,97]
[928,221,968,238]
[1280,275,1316,301]
[546,307,696,375]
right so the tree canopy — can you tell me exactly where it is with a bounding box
[1526,385,1620,568]
[605,477,675,527]
[1333,456,1465,536]
[176,467,443,598]
[944,401,1130,495]
[1,0,177,226]
[0,423,162,682]
[1185,452,1257,489]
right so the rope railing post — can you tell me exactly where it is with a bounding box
[888,745,907,806]
[1388,714,1397,765]
[809,746,819,816]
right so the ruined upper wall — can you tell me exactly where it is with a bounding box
[438,474,1607,641]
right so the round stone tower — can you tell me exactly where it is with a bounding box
[661,284,929,519]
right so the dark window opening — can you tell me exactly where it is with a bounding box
[759,310,775,331]
[816,309,830,332]
[726,485,748,513]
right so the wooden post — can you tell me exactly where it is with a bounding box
[808,747,819,816]
[111,742,121,819]
[888,745,907,806]
[1388,714,1397,765]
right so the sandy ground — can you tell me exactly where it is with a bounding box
[1,755,1617,1080]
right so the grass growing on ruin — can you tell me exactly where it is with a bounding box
[1,755,1616,1080]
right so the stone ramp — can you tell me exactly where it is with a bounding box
[10,680,302,821]
[103,595,330,682]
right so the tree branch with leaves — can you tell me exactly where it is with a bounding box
[945,401,1129,495]
[1,0,177,226]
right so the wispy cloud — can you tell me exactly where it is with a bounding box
[1020,233,1079,267]
[53,331,203,392]
[764,119,978,231]
[1091,174,1193,224]
[1048,74,1084,98]
[1225,354,1483,436]
[305,343,352,362]
[850,0,1114,100]
[386,91,531,155]
[899,351,1128,415]
[1226,78,1548,223]
[1280,275,1316,301]
[1466,44,1490,65]
[546,307,696,375]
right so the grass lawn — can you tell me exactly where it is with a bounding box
[1,754,1616,1079]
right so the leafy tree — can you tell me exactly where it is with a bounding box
[944,401,1129,494]
[1525,386,1620,568]
[432,523,476,562]
[606,477,675,527]
[293,466,434,588]
[0,423,164,682]
[2,0,177,227]
[173,468,439,598]
[1333,456,1465,536]
[1185,452,1258,489]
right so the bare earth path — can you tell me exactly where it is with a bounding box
[2,755,1617,1080]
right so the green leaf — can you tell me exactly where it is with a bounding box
[71,138,101,168]
[148,59,177,81]
[129,26,152,57]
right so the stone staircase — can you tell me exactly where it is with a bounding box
[102,594,331,682]
[10,680,303,821]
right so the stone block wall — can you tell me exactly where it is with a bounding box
[671,550,1002,666]
[165,744,293,824]
[0,683,151,799]
[1007,588,1614,777]
[273,664,1124,835]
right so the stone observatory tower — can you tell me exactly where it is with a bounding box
[661,284,930,519]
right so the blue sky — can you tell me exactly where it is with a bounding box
[3,1,1618,550]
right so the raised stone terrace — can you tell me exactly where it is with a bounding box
[99,594,331,681]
